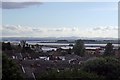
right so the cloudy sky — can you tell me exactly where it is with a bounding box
[1,2,118,38]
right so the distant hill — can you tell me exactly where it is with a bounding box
[1,37,119,44]
[1,36,118,41]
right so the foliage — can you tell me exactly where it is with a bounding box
[73,39,85,56]
[104,43,114,56]
[2,42,12,51]
[38,69,104,80]
[118,47,120,50]
[82,57,120,80]
[37,57,120,80]
[2,54,23,80]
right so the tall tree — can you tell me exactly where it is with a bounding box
[118,47,120,51]
[73,39,85,56]
[2,42,12,50]
[104,43,114,56]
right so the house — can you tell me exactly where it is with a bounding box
[49,51,65,61]
[114,48,120,57]
[34,44,42,52]
[85,47,103,56]
[30,44,42,52]
[65,54,81,64]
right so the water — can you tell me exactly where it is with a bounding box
[3,41,119,52]
[29,42,70,46]
[42,47,57,51]
[42,46,104,52]
[28,42,119,47]
[3,40,119,47]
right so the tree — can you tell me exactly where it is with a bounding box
[104,43,114,56]
[2,42,5,50]
[7,42,12,50]
[82,57,120,80]
[2,54,23,80]
[118,47,120,53]
[2,42,12,51]
[37,69,104,80]
[73,39,85,56]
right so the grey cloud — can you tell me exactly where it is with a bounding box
[112,27,118,30]
[103,27,111,31]
[2,25,44,33]
[3,25,18,30]
[1,2,41,9]
[32,28,43,32]
[55,28,64,31]
[71,28,78,31]
[2,25,118,37]
[71,28,76,31]
[93,27,101,30]
[2,25,44,37]
[47,28,64,32]
[93,26,118,31]
[54,28,78,32]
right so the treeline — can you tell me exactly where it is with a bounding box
[37,57,120,80]
[73,39,120,57]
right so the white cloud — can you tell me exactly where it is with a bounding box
[91,26,118,38]
[93,26,118,31]
[1,25,118,38]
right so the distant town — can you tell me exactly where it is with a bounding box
[1,38,120,79]
[2,1,119,80]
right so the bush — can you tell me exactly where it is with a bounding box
[35,57,120,80]
[2,54,23,80]
[37,69,104,80]
[82,57,120,80]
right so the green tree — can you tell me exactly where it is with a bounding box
[82,57,120,80]
[73,39,85,56]
[118,47,120,51]
[38,69,104,80]
[2,54,23,80]
[104,43,114,56]
[2,42,12,51]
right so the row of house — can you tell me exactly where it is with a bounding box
[18,40,119,59]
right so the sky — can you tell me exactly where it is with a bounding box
[2,0,119,2]
[1,2,118,38]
